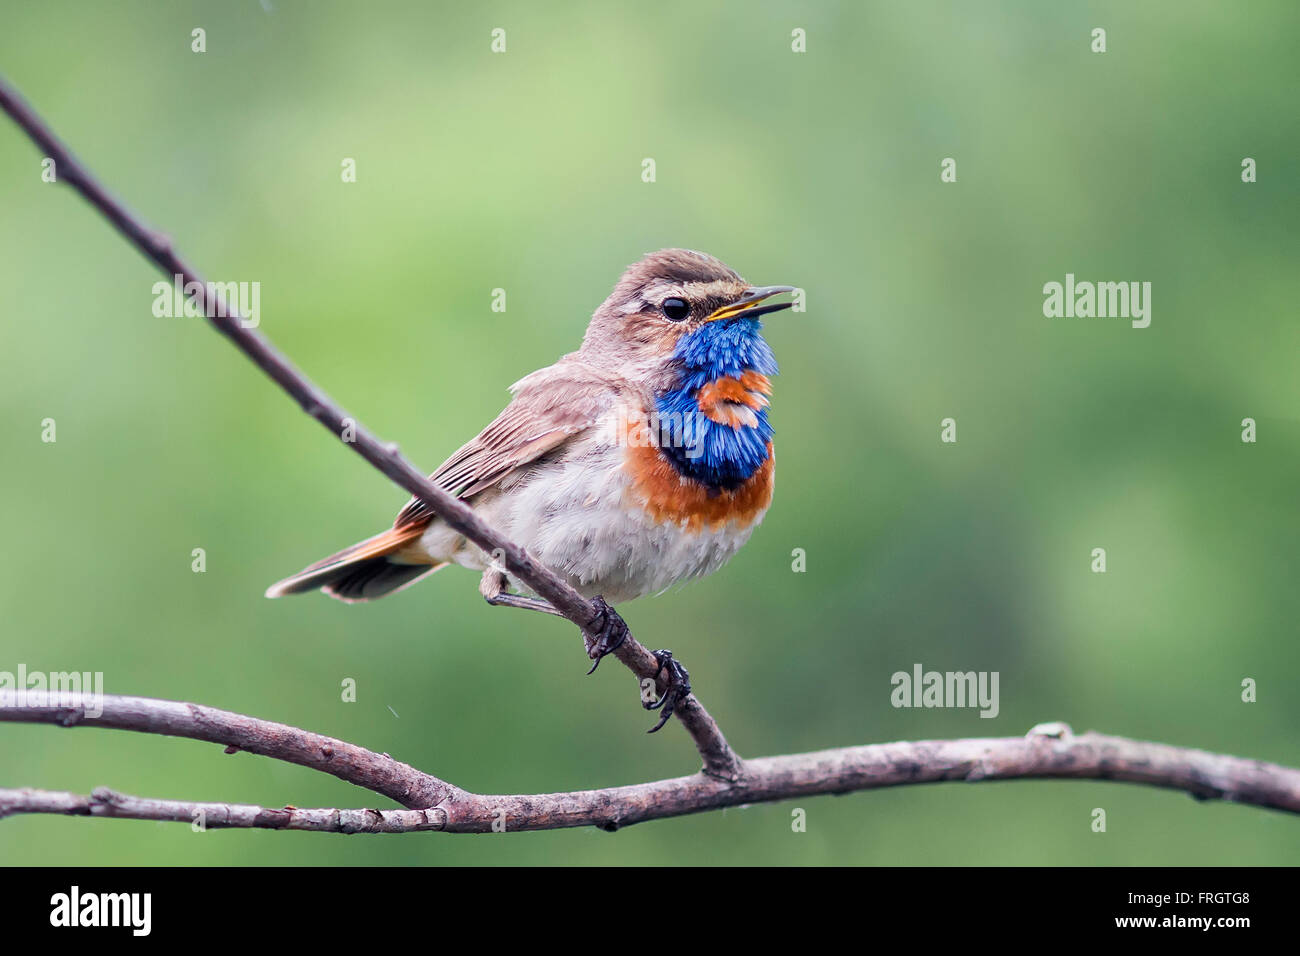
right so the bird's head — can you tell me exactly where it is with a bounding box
[580,249,794,385]
[582,249,795,490]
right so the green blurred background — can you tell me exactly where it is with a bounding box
[2,1,1297,865]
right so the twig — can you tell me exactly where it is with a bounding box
[0,692,457,809]
[0,74,739,780]
[2,698,1298,831]
[0,788,446,833]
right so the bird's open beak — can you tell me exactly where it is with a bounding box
[705,285,797,322]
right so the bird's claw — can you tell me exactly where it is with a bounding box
[644,649,691,734]
[582,601,690,733]
[583,596,628,675]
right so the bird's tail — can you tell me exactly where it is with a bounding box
[264,525,446,603]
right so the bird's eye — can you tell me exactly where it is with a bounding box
[661,297,691,322]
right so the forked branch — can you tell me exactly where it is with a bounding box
[2,696,1298,831]
[2,77,1297,835]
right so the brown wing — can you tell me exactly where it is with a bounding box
[392,356,624,531]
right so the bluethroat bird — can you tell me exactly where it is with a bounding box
[266,249,795,719]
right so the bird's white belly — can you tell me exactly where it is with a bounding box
[417,444,764,604]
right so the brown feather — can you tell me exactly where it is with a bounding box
[263,524,430,598]
[392,356,623,529]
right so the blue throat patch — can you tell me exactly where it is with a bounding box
[654,318,777,490]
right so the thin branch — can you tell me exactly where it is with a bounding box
[0,75,739,780]
[0,788,446,834]
[0,692,458,809]
[3,699,1298,831]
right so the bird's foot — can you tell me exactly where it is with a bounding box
[583,595,628,675]
[643,649,691,734]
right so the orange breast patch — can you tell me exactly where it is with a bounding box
[696,372,772,426]
[622,421,775,532]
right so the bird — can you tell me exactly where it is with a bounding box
[265,249,796,720]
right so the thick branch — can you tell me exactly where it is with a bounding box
[0,75,738,779]
[3,703,1298,831]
